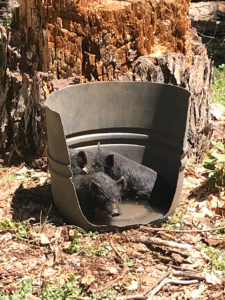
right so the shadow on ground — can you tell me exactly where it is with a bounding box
[188,183,220,202]
[11,183,64,225]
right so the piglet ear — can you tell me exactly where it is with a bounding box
[105,154,114,168]
[77,151,88,165]
[89,180,101,193]
[116,176,126,190]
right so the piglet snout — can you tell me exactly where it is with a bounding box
[107,200,121,217]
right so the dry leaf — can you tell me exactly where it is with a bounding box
[26,293,41,300]
[81,274,95,285]
[189,283,206,299]
[43,268,56,278]
[126,280,138,291]
[105,266,118,274]
[36,233,50,245]
[205,271,221,285]
[15,166,27,175]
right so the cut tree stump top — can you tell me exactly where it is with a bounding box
[19,0,191,80]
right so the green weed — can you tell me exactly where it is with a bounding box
[0,276,83,300]
[2,255,8,262]
[87,290,116,300]
[88,231,100,240]
[41,274,82,299]
[164,208,186,229]
[0,280,33,300]
[89,243,112,257]
[17,280,33,295]
[203,141,225,188]
[66,231,83,254]
[0,219,28,238]
[125,259,134,267]
[212,64,225,106]
[203,246,225,276]
[8,174,17,182]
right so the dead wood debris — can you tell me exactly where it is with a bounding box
[127,236,193,251]
[95,239,128,293]
[0,120,225,299]
[147,277,199,300]
[140,225,225,234]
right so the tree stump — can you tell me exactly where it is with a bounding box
[190,1,225,37]
[0,0,213,163]
[190,1,225,66]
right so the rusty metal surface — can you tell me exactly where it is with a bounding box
[45,81,190,230]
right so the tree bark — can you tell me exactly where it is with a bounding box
[190,1,225,38]
[0,0,213,163]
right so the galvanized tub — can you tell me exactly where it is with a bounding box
[45,82,190,231]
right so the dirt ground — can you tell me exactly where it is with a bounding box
[0,118,225,299]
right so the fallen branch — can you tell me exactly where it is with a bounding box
[143,272,171,297]
[172,270,206,281]
[11,235,42,249]
[127,236,193,251]
[147,277,198,300]
[140,225,225,234]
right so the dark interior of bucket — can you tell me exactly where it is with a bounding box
[67,127,177,226]
[45,82,190,229]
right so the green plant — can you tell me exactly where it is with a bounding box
[41,285,65,300]
[125,259,134,267]
[203,246,225,276]
[88,231,100,240]
[116,245,125,253]
[164,208,186,229]
[8,174,17,182]
[66,231,83,254]
[95,243,112,256]
[212,64,225,106]
[0,219,28,238]
[17,280,33,295]
[203,141,225,188]
[89,243,113,257]
[2,255,8,262]
[41,274,82,299]
[87,290,116,300]
[0,280,33,300]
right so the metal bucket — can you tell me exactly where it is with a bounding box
[45,82,190,231]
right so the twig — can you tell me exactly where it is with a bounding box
[95,239,128,293]
[172,270,206,281]
[127,236,193,251]
[66,224,87,235]
[143,272,171,297]
[11,235,41,249]
[147,276,169,300]
[72,225,87,235]
[110,238,126,263]
[15,276,28,286]
[147,278,198,300]
[77,270,204,300]
[42,204,53,225]
[140,225,225,234]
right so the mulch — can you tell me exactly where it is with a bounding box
[0,119,224,299]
